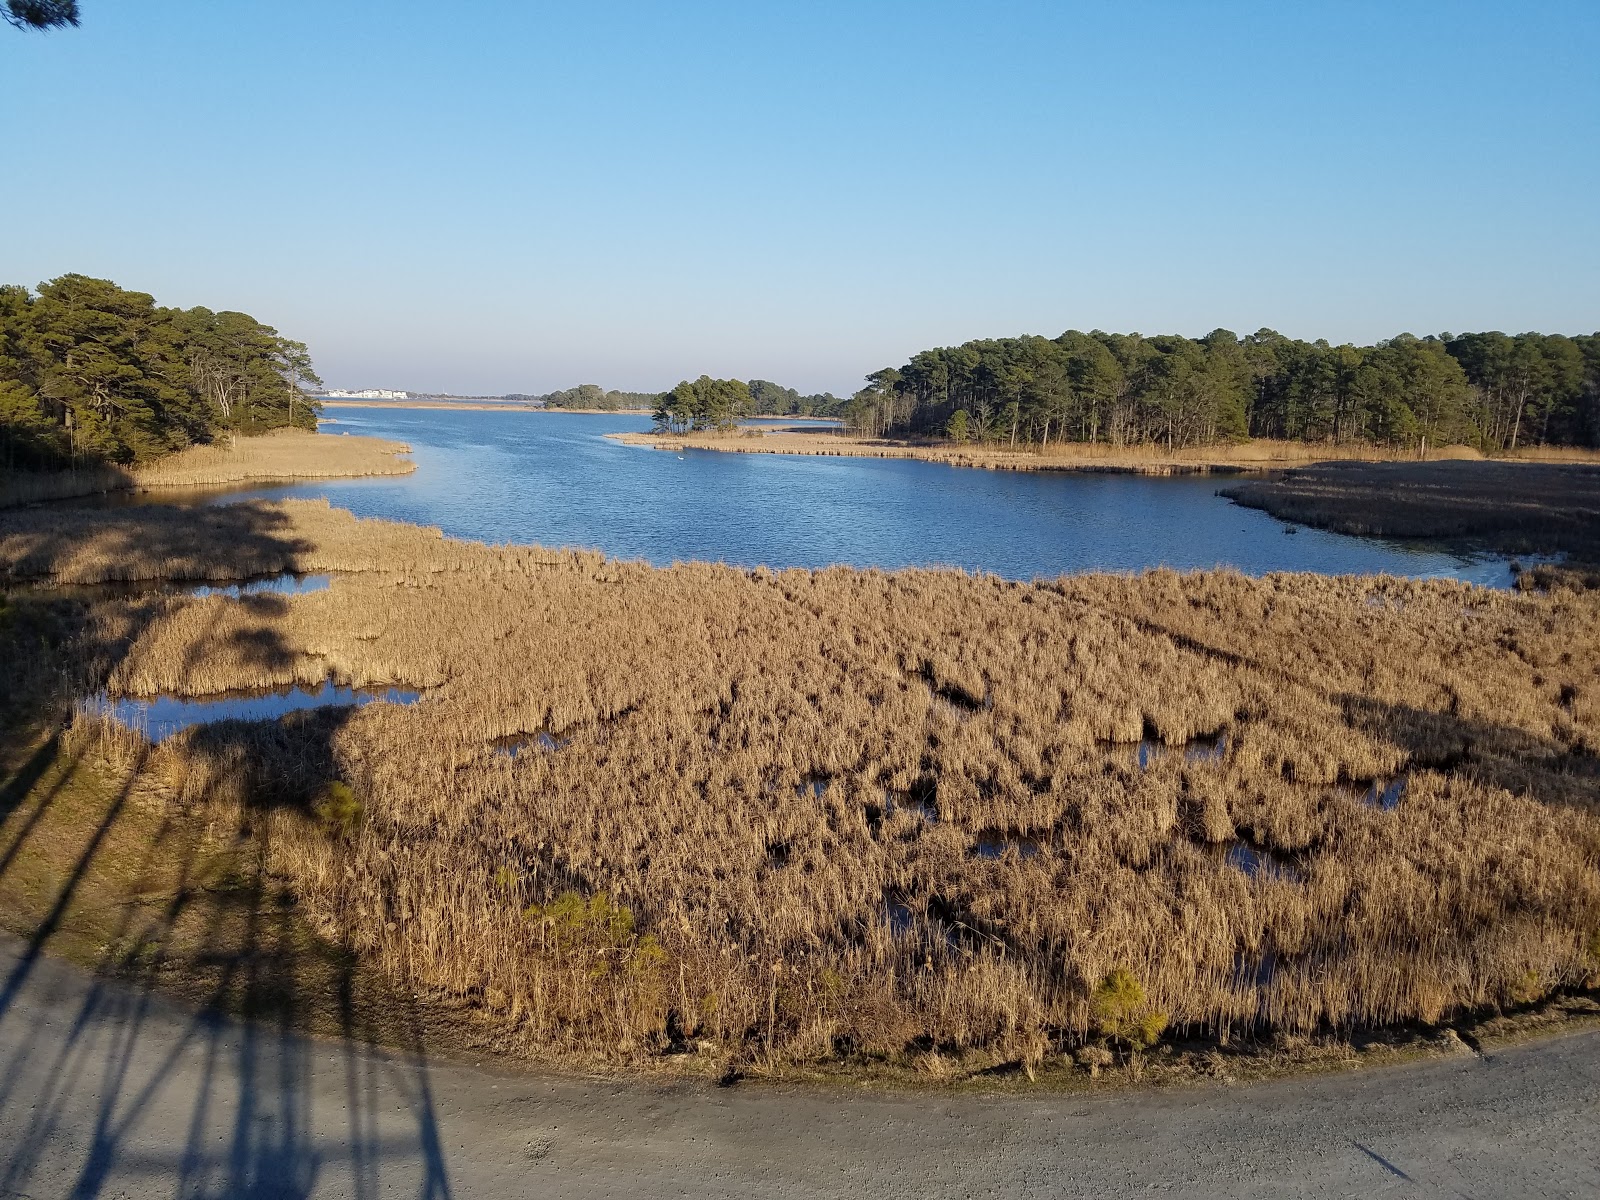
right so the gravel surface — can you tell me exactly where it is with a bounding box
[2,939,1597,1199]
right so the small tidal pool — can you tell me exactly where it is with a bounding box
[86,681,422,743]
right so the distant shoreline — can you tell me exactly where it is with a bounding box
[322,399,654,415]
[609,429,1600,478]
[610,429,1293,476]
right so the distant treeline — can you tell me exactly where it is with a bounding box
[651,376,845,433]
[529,378,843,424]
[507,384,661,411]
[1,274,320,470]
[845,329,1600,451]
[746,379,843,418]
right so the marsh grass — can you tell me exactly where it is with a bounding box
[3,498,1598,1075]
[616,431,1600,476]
[0,429,413,508]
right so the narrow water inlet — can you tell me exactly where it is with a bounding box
[84,680,421,743]
[23,572,333,602]
[187,573,332,599]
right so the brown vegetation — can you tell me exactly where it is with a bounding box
[0,429,414,508]
[614,429,1600,477]
[2,499,1598,1079]
[1222,460,1600,564]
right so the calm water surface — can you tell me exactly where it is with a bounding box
[187,407,1516,584]
[87,682,422,742]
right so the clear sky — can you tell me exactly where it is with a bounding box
[4,1,1597,395]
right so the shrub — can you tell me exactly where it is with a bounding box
[312,780,362,839]
[528,889,637,956]
[1089,968,1169,1049]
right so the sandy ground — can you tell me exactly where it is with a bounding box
[2,938,1597,1198]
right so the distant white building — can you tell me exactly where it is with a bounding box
[324,389,410,400]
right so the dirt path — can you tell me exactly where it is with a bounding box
[2,940,1597,1198]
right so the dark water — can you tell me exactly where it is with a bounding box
[87,682,421,743]
[179,407,1517,584]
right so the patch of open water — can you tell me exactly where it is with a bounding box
[23,572,333,603]
[492,731,566,758]
[973,830,1043,860]
[187,574,331,599]
[86,681,421,743]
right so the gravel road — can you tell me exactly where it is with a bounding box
[2,939,1596,1199]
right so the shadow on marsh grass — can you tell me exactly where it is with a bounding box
[0,501,455,1197]
[1221,460,1600,563]
[0,499,318,586]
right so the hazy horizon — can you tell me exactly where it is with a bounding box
[6,0,1597,396]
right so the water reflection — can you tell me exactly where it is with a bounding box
[187,573,331,599]
[87,681,421,742]
[25,573,333,604]
[1125,732,1229,770]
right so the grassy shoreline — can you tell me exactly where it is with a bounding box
[2,497,1596,1087]
[0,429,415,508]
[611,428,1600,477]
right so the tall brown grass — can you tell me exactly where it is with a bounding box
[0,430,413,508]
[615,430,1600,476]
[5,499,1599,1073]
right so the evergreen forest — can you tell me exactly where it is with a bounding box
[842,328,1600,451]
[0,274,321,471]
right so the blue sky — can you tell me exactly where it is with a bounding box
[4,1,1597,395]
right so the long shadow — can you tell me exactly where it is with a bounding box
[0,499,456,1196]
[0,499,318,587]
[1107,605,1598,816]
[1342,695,1599,813]
[0,704,457,1196]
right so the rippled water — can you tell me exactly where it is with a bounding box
[148,406,1519,584]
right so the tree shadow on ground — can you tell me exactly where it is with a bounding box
[0,500,454,1197]
[1342,695,1598,814]
[0,499,318,585]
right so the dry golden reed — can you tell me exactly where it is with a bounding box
[0,429,412,508]
[615,429,1600,478]
[6,498,1599,1071]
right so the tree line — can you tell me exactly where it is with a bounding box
[1,274,322,471]
[843,328,1600,452]
[507,384,661,411]
[651,376,844,432]
[510,380,841,418]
